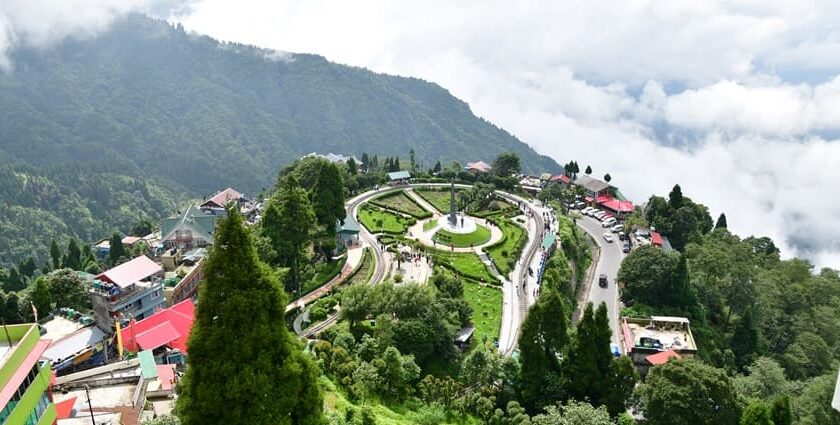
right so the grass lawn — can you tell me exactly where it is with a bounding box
[463,280,502,348]
[430,250,497,283]
[415,188,459,214]
[422,218,438,232]
[371,191,432,218]
[358,205,415,234]
[299,255,347,296]
[486,219,526,275]
[433,223,491,247]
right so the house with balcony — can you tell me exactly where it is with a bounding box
[90,255,165,333]
[573,175,616,199]
[0,323,56,425]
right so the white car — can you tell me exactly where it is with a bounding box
[601,218,616,227]
[581,207,596,215]
[594,211,608,219]
[603,232,614,243]
[611,224,624,233]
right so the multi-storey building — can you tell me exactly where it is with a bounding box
[0,323,55,425]
[90,255,165,333]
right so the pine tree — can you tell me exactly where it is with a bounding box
[518,289,568,412]
[604,173,612,182]
[564,303,613,405]
[19,257,37,278]
[715,213,728,229]
[312,162,345,237]
[31,277,52,320]
[669,184,684,209]
[50,240,62,270]
[346,158,358,175]
[585,165,592,175]
[433,161,442,173]
[177,207,323,425]
[361,153,370,170]
[4,293,23,324]
[731,308,761,370]
[409,148,416,172]
[262,175,315,293]
[3,267,25,292]
[65,239,82,271]
[109,233,126,266]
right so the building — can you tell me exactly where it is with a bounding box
[465,161,492,173]
[119,299,196,365]
[597,196,635,217]
[0,323,56,425]
[387,171,411,185]
[573,175,615,199]
[160,205,216,250]
[336,213,361,250]
[40,315,107,375]
[166,255,205,305]
[90,256,165,333]
[304,152,359,164]
[200,187,245,210]
[549,174,571,185]
[621,316,698,376]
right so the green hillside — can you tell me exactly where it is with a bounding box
[0,14,559,265]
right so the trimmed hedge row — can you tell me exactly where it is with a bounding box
[370,191,433,219]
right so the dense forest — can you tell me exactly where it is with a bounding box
[0,14,557,265]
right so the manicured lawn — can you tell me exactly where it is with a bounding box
[430,250,497,284]
[464,281,502,347]
[486,219,526,275]
[433,223,491,247]
[345,248,374,286]
[415,188,458,214]
[371,191,432,218]
[422,218,438,232]
[358,205,415,234]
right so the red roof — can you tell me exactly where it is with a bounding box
[120,299,195,354]
[96,255,162,288]
[55,396,77,419]
[121,236,142,246]
[595,195,611,204]
[584,196,594,202]
[550,174,571,183]
[202,187,242,208]
[651,231,663,246]
[602,198,635,213]
[157,364,177,390]
[646,350,681,365]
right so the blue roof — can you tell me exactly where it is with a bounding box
[541,233,557,250]
[387,171,411,180]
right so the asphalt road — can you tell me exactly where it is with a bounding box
[576,214,624,345]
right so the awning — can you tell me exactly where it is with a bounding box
[136,322,181,351]
[651,232,663,246]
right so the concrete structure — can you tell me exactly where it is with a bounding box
[621,316,698,376]
[91,256,166,333]
[449,179,458,227]
[574,175,615,198]
[166,257,205,306]
[119,299,195,365]
[0,323,56,425]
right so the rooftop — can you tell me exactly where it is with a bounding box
[160,205,216,243]
[622,316,697,353]
[202,187,244,209]
[96,255,162,288]
[466,161,492,172]
[387,170,411,180]
[574,175,613,193]
[120,299,195,354]
[338,212,361,234]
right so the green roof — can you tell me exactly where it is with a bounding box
[338,213,360,234]
[541,233,557,250]
[161,205,216,243]
[139,350,158,379]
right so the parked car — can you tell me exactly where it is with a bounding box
[603,232,614,243]
[611,224,624,233]
[581,207,595,215]
[601,217,617,227]
[618,232,626,241]
[599,274,608,288]
[594,212,608,219]
[575,201,586,209]
[622,242,631,253]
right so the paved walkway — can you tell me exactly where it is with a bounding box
[286,244,366,313]
[406,216,504,253]
[405,188,442,215]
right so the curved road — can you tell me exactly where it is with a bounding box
[575,214,625,345]
[301,183,548,353]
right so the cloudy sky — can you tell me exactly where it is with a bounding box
[2,1,839,268]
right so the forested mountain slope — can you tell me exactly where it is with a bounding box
[0,14,558,265]
[0,14,558,196]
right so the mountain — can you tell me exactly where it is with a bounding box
[0,14,559,266]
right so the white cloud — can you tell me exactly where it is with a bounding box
[172,1,840,268]
[0,0,184,69]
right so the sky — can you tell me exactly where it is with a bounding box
[1,0,839,268]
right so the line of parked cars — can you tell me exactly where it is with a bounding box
[581,207,631,253]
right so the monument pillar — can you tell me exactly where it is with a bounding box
[449,179,457,227]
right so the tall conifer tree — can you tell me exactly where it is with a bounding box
[177,207,323,425]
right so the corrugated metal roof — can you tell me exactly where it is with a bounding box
[43,326,107,363]
[96,255,162,288]
[387,171,411,180]
[139,350,158,379]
